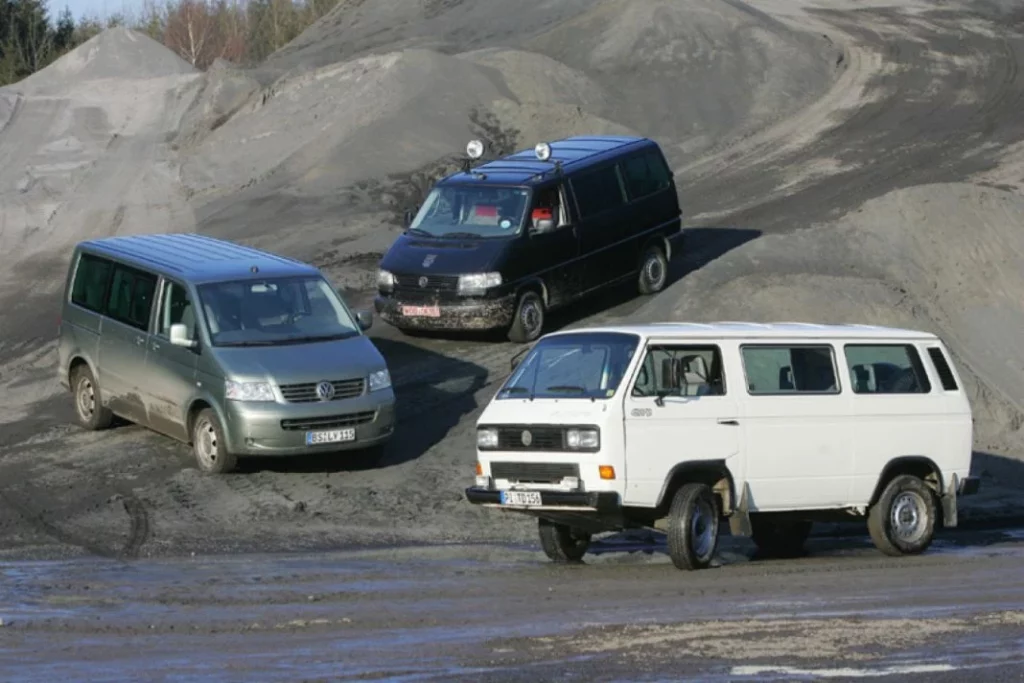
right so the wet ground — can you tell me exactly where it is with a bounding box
[3,524,1024,681]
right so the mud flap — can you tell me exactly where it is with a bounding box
[941,473,958,529]
[728,481,753,537]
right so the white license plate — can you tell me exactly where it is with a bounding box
[401,304,441,318]
[305,428,356,445]
[500,490,542,506]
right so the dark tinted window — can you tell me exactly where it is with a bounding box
[70,253,114,313]
[926,346,959,391]
[632,344,726,397]
[621,150,672,200]
[742,345,839,394]
[570,165,626,218]
[845,344,932,394]
[105,265,157,331]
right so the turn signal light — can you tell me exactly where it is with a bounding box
[599,465,615,480]
[475,461,483,476]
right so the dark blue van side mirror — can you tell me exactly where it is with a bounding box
[356,309,373,331]
[403,209,413,228]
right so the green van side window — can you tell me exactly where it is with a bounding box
[70,253,114,313]
[104,265,158,331]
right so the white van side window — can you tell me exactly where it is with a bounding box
[741,345,839,394]
[631,344,726,397]
[925,347,959,391]
[844,344,932,394]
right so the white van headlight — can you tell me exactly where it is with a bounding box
[368,369,391,392]
[477,427,499,449]
[566,428,599,451]
[377,269,395,292]
[458,272,502,296]
[225,380,275,402]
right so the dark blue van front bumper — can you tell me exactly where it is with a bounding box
[374,293,517,331]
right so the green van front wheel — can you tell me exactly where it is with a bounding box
[191,408,238,474]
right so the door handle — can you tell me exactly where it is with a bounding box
[717,419,739,426]
[151,342,161,351]
[135,336,145,346]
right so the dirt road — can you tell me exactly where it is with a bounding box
[3,525,1024,681]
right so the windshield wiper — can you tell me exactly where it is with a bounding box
[406,227,433,237]
[503,387,530,394]
[277,333,355,345]
[440,231,484,239]
[545,385,586,393]
[218,340,277,347]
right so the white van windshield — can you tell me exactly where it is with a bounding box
[409,186,531,238]
[498,332,641,400]
[197,276,359,347]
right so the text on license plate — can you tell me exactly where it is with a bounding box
[401,305,440,318]
[305,428,356,445]
[500,490,542,506]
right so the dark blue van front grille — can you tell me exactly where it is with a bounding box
[392,274,460,300]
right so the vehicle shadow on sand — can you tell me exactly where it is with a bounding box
[535,225,762,335]
[241,336,489,474]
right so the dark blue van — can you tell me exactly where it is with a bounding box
[374,135,683,343]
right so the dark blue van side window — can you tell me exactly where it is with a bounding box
[105,265,158,331]
[621,150,672,200]
[71,253,114,313]
[570,165,626,218]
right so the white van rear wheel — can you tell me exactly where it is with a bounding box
[867,474,937,556]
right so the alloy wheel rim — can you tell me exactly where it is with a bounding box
[645,254,665,288]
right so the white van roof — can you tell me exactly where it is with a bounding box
[547,322,940,341]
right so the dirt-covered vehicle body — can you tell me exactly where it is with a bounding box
[57,233,395,474]
[374,135,683,343]
[465,322,979,569]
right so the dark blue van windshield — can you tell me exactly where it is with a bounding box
[497,331,641,400]
[409,186,531,238]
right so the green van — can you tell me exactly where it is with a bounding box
[57,233,396,474]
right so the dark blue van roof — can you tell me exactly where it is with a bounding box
[438,135,657,187]
[77,233,319,285]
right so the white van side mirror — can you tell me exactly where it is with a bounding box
[169,323,196,348]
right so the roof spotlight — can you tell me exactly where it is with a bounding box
[534,142,552,161]
[466,139,484,160]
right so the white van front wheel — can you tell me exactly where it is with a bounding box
[867,474,937,557]
[538,518,590,563]
[666,482,720,570]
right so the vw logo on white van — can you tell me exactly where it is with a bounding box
[315,381,335,401]
[521,430,533,447]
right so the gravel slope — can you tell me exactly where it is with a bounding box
[0,0,1023,560]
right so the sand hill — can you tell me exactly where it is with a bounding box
[0,0,1023,558]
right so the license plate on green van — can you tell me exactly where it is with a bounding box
[306,428,356,445]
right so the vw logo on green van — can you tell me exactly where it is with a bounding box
[315,381,335,401]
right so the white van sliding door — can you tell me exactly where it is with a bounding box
[740,343,853,510]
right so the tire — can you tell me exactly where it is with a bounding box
[666,482,720,570]
[638,243,668,295]
[867,474,937,557]
[750,517,813,559]
[507,290,545,344]
[71,364,113,431]
[191,408,238,474]
[538,518,591,563]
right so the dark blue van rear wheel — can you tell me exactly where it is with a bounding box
[638,244,668,295]
[507,290,544,344]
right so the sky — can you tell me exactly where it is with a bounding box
[49,0,147,22]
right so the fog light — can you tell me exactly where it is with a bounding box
[475,475,489,488]
[599,465,615,480]
[562,476,580,490]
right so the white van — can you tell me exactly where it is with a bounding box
[465,322,979,570]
